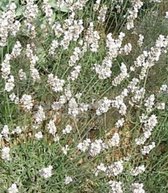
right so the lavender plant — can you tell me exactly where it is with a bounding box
[0,0,168,193]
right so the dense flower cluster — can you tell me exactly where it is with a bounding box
[8,183,19,193]
[126,0,143,30]
[109,180,123,193]
[39,165,53,179]
[0,3,20,47]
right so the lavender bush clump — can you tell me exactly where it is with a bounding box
[0,0,168,192]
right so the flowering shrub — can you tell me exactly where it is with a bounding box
[0,0,168,192]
